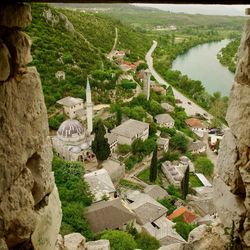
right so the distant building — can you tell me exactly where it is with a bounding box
[126,191,167,225]
[189,141,206,154]
[161,102,175,113]
[51,119,95,162]
[167,206,198,224]
[161,161,185,187]
[84,169,116,203]
[111,119,149,145]
[144,185,169,200]
[105,133,118,153]
[85,198,136,233]
[155,114,175,128]
[113,50,126,59]
[101,158,125,184]
[179,156,195,172]
[143,69,151,100]
[55,70,65,81]
[157,137,169,152]
[57,96,84,119]
[142,217,186,246]
[185,118,208,137]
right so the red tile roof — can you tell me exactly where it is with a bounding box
[167,206,197,224]
[185,118,203,128]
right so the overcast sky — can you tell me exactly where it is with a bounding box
[133,4,250,16]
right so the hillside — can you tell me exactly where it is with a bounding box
[26,4,153,115]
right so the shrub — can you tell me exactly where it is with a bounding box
[117,144,131,154]
[169,133,188,153]
[101,230,137,250]
[135,232,160,250]
[195,156,214,176]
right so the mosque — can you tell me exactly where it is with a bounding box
[52,79,96,162]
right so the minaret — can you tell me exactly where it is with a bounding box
[143,69,151,101]
[86,77,93,133]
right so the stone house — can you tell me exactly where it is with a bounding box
[111,119,149,145]
[157,137,169,152]
[185,118,209,138]
[155,114,175,128]
[85,198,136,233]
[105,133,118,153]
[144,185,169,200]
[189,141,206,154]
[84,169,116,203]
[161,102,175,113]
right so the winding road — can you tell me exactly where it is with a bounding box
[146,40,214,122]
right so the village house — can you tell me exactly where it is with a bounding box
[161,102,175,113]
[179,155,195,172]
[157,137,169,152]
[113,50,126,59]
[185,118,209,137]
[57,96,84,119]
[105,133,118,153]
[161,161,186,187]
[126,191,167,225]
[84,169,116,203]
[85,198,136,233]
[101,158,125,184]
[167,206,198,224]
[144,185,169,200]
[189,141,206,154]
[155,114,175,128]
[142,217,186,246]
[110,119,149,145]
[188,186,215,216]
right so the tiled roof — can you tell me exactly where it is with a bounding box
[155,114,174,124]
[167,206,197,224]
[185,118,203,128]
[57,96,83,107]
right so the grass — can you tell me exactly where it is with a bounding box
[189,174,203,188]
[137,168,161,185]
[119,179,144,191]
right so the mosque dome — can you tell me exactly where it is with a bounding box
[58,119,85,138]
[68,146,81,154]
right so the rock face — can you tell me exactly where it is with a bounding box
[0,3,62,249]
[213,17,250,249]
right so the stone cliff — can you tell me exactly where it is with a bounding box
[0,3,249,250]
[0,4,62,249]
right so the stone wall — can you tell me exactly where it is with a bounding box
[0,4,62,249]
[213,18,250,248]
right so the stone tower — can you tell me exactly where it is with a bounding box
[86,77,93,133]
[143,69,151,100]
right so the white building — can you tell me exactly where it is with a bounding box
[189,141,206,154]
[86,78,93,133]
[111,119,149,145]
[57,96,84,119]
[52,119,95,162]
[185,118,209,138]
[105,133,118,153]
[157,137,169,152]
[84,169,116,203]
[161,161,185,187]
[179,155,195,172]
[155,114,175,128]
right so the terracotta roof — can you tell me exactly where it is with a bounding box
[185,118,203,128]
[167,206,197,224]
[85,198,135,233]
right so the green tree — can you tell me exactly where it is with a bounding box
[135,232,160,250]
[195,157,214,176]
[116,106,122,125]
[181,165,189,200]
[117,144,131,154]
[131,138,144,155]
[92,119,111,163]
[169,133,188,153]
[101,230,137,250]
[149,146,158,182]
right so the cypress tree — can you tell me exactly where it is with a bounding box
[181,165,189,200]
[92,119,111,164]
[149,146,158,182]
[116,107,122,125]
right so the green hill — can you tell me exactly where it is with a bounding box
[26,4,152,115]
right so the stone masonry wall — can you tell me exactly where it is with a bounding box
[0,4,62,249]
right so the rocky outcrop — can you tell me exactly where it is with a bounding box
[0,4,61,249]
[213,16,250,249]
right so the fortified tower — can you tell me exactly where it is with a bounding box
[86,78,93,133]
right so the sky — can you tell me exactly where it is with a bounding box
[133,4,250,16]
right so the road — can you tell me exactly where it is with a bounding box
[146,40,214,122]
[107,27,118,60]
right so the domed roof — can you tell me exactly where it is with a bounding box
[68,146,81,154]
[58,119,85,138]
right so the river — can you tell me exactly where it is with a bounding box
[172,39,234,96]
